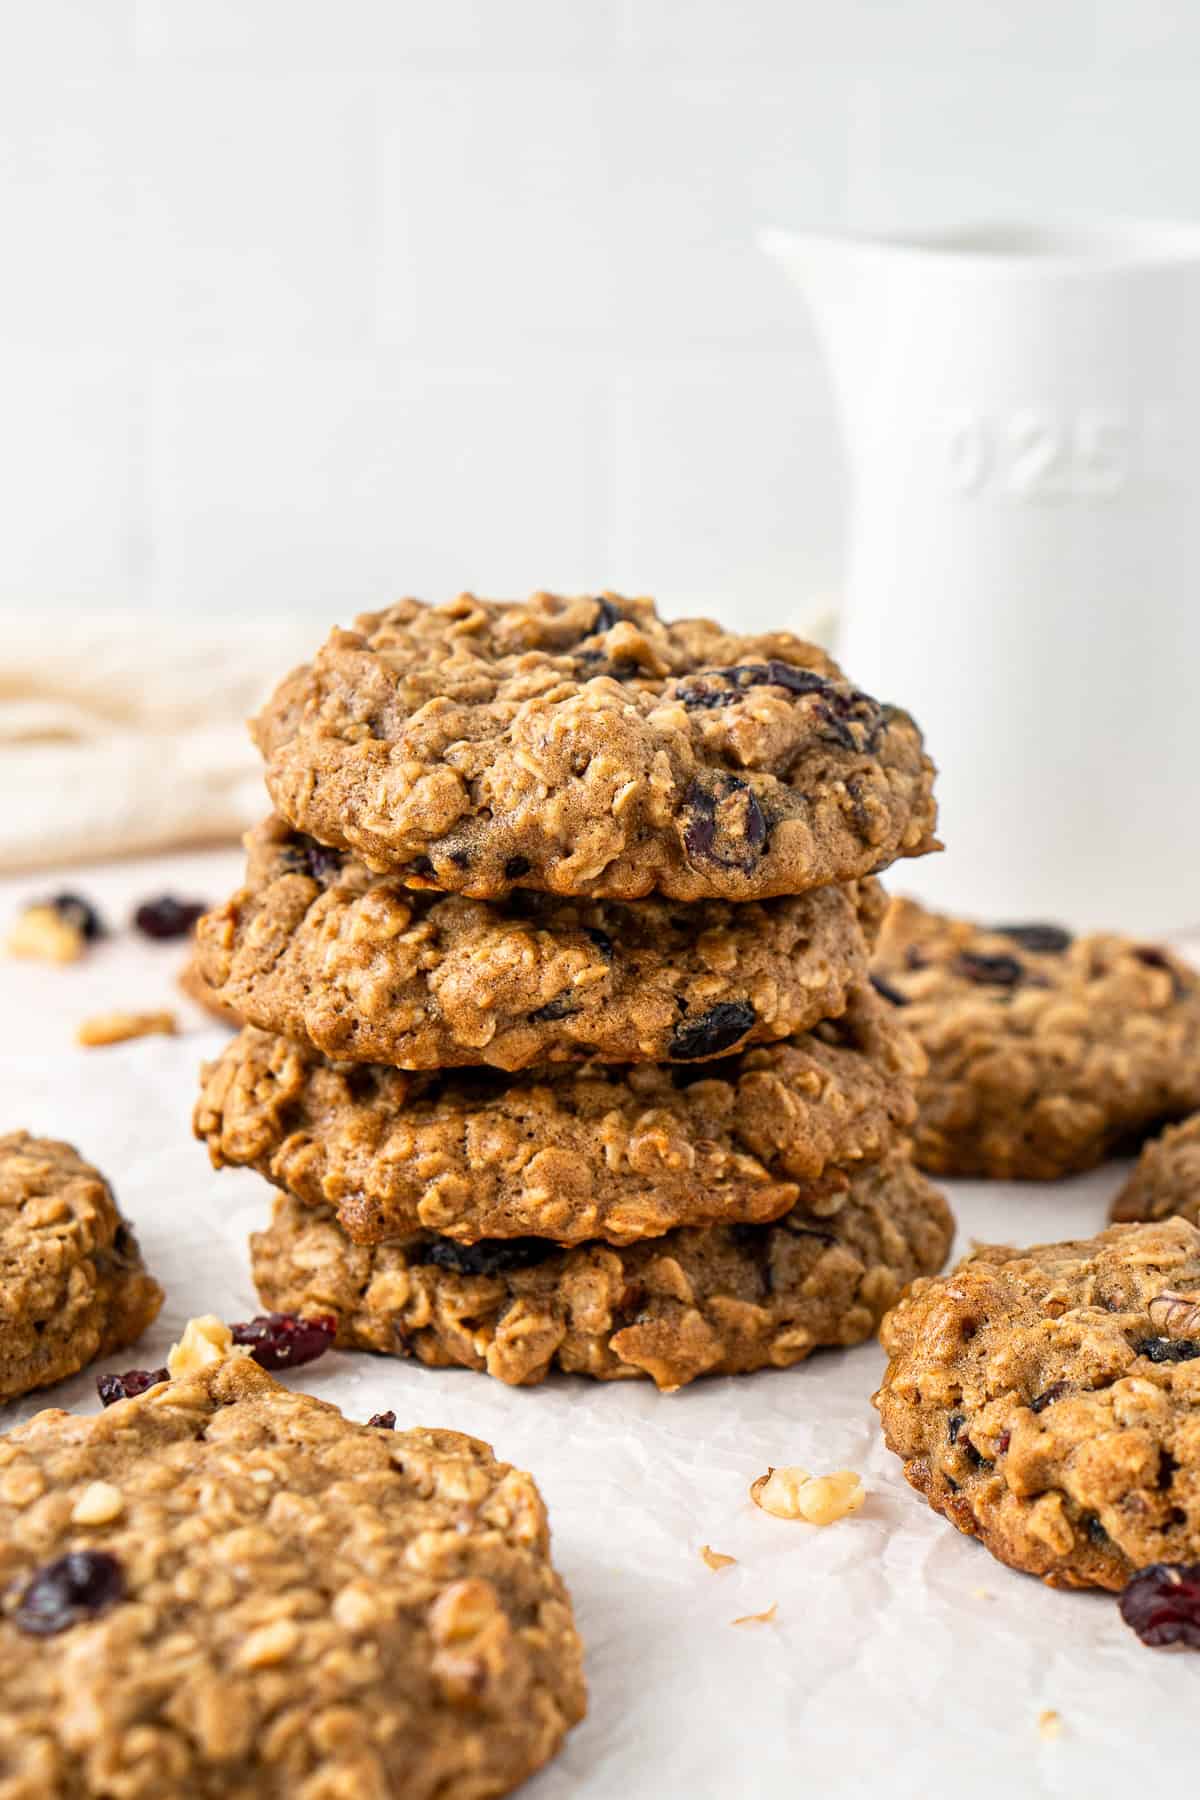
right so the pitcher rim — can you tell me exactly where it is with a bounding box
[760,216,1200,271]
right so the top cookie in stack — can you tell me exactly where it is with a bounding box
[195,592,952,1389]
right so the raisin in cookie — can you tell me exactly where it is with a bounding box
[252,1146,952,1390]
[870,897,1200,1179]
[197,815,884,1071]
[1111,1112,1200,1227]
[195,990,921,1247]
[873,1217,1200,1590]
[252,592,938,901]
[0,1133,162,1401]
[0,1325,585,1797]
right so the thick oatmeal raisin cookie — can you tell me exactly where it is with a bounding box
[251,1147,953,1390]
[196,815,884,1070]
[194,991,922,1247]
[0,1133,162,1401]
[870,897,1200,1178]
[0,1341,584,1796]
[875,1217,1200,1589]
[252,592,938,901]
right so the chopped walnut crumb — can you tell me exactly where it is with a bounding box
[732,1602,777,1627]
[700,1545,736,1572]
[70,1481,124,1526]
[750,1465,865,1525]
[77,1010,178,1048]
[1037,1709,1063,1742]
[7,905,85,964]
[1148,1291,1200,1339]
[167,1315,237,1379]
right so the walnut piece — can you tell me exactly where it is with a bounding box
[700,1545,736,1572]
[750,1465,865,1525]
[77,1010,178,1048]
[1148,1290,1200,1339]
[167,1315,236,1378]
[7,905,85,964]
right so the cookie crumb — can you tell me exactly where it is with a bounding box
[750,1465,865,1525]
[77,1010,178,1048]
[700,1545,736,1572]
[7,905,86,964]
[732,1602,778,1627]
[1037,1709,1062,1741]
[971,1586,993,1600]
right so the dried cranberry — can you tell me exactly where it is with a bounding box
[1030,1381,1070,1413]
[992,922,1073,954]
[96,1367,169,1407]
[368,1410,396,1430]
[589,597,624,635]
[47,892,104,940]
[681,776,769,875]
[870,973,909,1008]
[1120,1562,1200,1648]
[229,1312,337,1370]
[955,950,1023,987]
[1134,946,1189,999]
[133,896,208,940]
[1132,1336,1200,1364]
[529,994,577,1023]
[15,1551,125,1635]
[504,855,531,880]
[674,660,832,711]
[414,1237,556,1276]
[279,835,347,883]
[670,1000,757,1060]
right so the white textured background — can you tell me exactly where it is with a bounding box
[6,0,1200,628]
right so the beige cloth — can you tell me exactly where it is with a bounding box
[0,610,331,870]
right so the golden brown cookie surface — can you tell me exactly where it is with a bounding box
[197,816,884,1071]
[870,897,1200,1178]
[0,1348,584,1797]
[875,1217,1200,1590]
[252,592,938,901]
[0,1133,162,1401]
[252,1146,952,1390]
[194,990,921,1247]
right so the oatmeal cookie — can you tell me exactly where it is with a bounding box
[0,1133,162,1401]
[874,1217,1200,1590]
[251,1146,953,1390]
[195,990,921,1247]
[1111,1112,1200,1227]
[252,592,938,901]
[179,944,241,1028]
[197,815,884,1071]
[870,897,1200,1179]
[0,1333,584,1797]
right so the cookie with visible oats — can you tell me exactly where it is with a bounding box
[194,987,922,1248]
[1111,1112,1200,1228]
[196,815,884,1071]
[251,592,938,902]
[0,1133,161,1401]
[874,1217,1200,1591]
[0,1322,585,1797]
[251,1146,952,1390]
[870,896,1200,1179]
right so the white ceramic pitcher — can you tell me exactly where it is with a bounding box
[761,220,1200,934]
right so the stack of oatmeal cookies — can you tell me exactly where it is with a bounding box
[194,592,953,1390]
